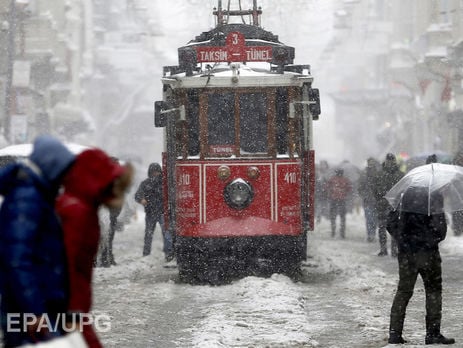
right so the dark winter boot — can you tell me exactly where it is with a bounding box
[425,334,455,345]
[165,253,174,262]
[388,331,407,344]
[389,310,406,345]
[425,315,454,344]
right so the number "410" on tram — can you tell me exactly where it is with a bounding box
[154,1,321,282]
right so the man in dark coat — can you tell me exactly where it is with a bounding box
[358,157,380,242]
[387,187,455,345]
[374,153,404,256]
[0,135,75,347]
[135,162,173,260]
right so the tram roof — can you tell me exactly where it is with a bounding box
[161,63,313,89]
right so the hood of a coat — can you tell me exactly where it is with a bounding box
[29,135,76,187]
[62,149,125,202]
[148,162,162,178]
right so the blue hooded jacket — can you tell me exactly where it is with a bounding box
[0,135,75,344]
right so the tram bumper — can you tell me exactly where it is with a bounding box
[176,216,306,261]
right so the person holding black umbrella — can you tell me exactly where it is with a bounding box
[386,186,455,345]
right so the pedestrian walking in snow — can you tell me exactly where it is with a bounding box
[56,148,133,348]
[99,205,122,267]
[315,160,330,223]
[0,135,76,347]
[386,187,455,345]
[135,162,174,261]
[451,151,463,236]
[358,157,380,242]
[374,153,403,256]
[98,156,127,268]
[325,168,352,238]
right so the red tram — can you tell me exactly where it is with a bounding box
[154,1,321,282]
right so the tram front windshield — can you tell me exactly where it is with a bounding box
[207,92,268,155]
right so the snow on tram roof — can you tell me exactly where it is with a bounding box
[162,63,313,89]
[185,38,289,48]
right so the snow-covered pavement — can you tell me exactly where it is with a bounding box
[94,210,463,347]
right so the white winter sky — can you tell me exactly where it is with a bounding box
[150,1,334,65]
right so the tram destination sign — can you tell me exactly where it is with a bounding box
[196,31,272,63]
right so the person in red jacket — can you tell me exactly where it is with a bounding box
[325,168,352,238]
[56,149,133,348]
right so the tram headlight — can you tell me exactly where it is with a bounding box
[217,165,231,180]
[223,178,254,210]
[247,166,260,180]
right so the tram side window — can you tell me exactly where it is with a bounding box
[208,93,235,146]
[239,93,268,153]
[275,88,289,154]
[187,90,200,156]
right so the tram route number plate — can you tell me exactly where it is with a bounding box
[196,32,273,63]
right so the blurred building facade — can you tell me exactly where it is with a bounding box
[0,0,156,147]
[0,0,94,143]
[323,0,463,165]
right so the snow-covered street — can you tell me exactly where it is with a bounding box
[94,210,463,347]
